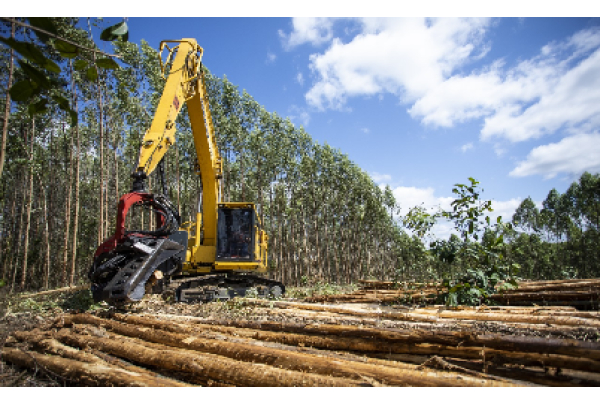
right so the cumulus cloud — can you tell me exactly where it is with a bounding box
[391,186,454,216]
[370,172,392,184]
[481,47,600,142]
[279,17,336,50]
[461,142,474,152]
[296,72,304,85]
[391,185,522,240]
[282,18,600,151]
[510,133,600,179]
[409,26,600,144]
[303,18,491,110]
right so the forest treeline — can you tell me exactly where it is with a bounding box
[0,18,599,294]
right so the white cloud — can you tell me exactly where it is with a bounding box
[370,172,392,184]
[481,48,600,142]
[279,17,336,50]
[391,184,523,240]
[282,18,600,150]
[391,186,454,216]
[303,17,491,110]
[266,52,277,63]
[490,198,523,224]
[410,26,600,143]
[461,142,473,152]
[296,72,304,85]
[510,133,600,179]
[288,105,310,127]
[361,127,370,134]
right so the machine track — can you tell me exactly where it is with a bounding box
[164,273,285,303]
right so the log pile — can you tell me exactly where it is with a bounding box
[492,279,600,307]
[3,299,600,386]
[306,278,600,308]
[305,280,444,304]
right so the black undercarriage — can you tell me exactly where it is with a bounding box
[89,233,284,306]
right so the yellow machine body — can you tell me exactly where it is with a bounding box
[136,39,268,275]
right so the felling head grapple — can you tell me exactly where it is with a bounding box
[89,192,187,304]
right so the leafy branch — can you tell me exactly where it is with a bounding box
[0,17,122,59]
[0,17,129,124]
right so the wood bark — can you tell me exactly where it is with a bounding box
[53,327,363,387]
[0,19,15,181]
[19,120,35,291]
[113,313,600,374]
[38,179,51,290]
[62,314,518,387]
[69,68,81,286]
[1,347,189,387]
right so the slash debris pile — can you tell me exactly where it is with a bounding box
[2,297,600,386]
[306,278,600,308]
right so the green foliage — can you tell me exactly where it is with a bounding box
[436,178,519,306]
[100,21,129,42]
[60,290,105,311]
[54,39,78,58]
[0,17,127,126]
[403,205,437,239]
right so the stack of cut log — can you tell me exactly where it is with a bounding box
[305,280,444,304]
[306,278,600,309]
[491,278,600,308]
[4,300,600,386]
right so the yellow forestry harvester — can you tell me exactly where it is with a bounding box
[88,39,283,305]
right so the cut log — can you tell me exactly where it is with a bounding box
[1,347,190,387]
[160,315,600,361]
[491,291,600,302]
[53,328,361,387]
[113,313,600,374]
[507,281,600,292]
[518,278,600,287]
[426,309,600,328]
[444,359,600,387]
[61,314,522,387]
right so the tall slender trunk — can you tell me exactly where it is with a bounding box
[1,187,17,281]
[69,78,81,286]
[240,151,245,202]
[61,64,76,284]
[96,55,105,244]
[10,176,26,294]
[19,119,35,291]
[39,179,51,290]
[0,20,15,181]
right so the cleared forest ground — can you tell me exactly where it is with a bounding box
[1,283,600,387]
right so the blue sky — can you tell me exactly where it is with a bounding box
[12,3,600,239]
[118,16,600,239]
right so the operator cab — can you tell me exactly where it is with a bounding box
[216,203,259,262]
